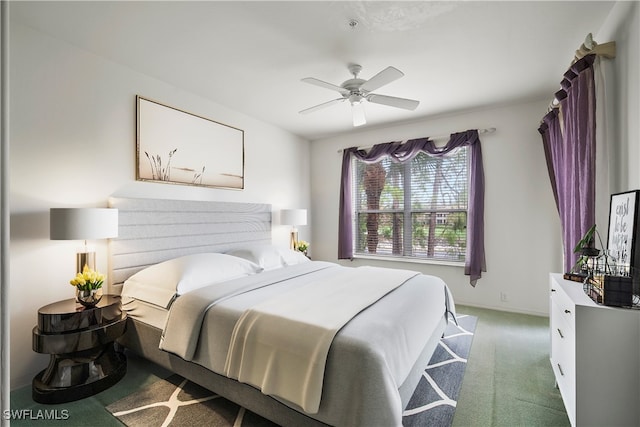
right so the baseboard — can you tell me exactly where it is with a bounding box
[455,301,548,318]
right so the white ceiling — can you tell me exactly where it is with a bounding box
[10,1,615,141]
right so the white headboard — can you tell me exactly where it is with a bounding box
[108,197,272,286]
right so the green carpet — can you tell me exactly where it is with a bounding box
[452,306,569,427]
[10,305,569,426]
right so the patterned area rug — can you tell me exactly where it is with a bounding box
[402,314,477,426]
[107,315,476,427]
[106,375,278,427]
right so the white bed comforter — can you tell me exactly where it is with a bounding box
[223,266,419,413]
[160,261,452,427]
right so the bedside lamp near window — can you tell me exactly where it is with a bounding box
[281,208,307,250]
[50,208,118,273]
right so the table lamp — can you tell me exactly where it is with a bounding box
[280,209,307,250]
[50,208,118,273]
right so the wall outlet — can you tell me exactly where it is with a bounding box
[500,292,509,302]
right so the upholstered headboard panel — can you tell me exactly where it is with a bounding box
[108,197,272,286]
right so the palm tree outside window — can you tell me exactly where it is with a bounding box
[338,131,485,286]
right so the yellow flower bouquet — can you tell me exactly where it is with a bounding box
[70,266,105,307]
[70,266,105,291]
[296,240,309,253]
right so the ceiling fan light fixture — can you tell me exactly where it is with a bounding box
[352,102,366,127]
[348,93,363,105]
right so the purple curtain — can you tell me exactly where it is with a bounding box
[538,55,596,271]
[338,130,486,286]
[539,109,562,211]
[338,139,430,260]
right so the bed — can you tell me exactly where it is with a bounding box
[108,197,454,427]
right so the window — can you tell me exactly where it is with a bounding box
[351,148,468,262]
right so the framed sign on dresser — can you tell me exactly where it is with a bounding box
[607,190,640,300]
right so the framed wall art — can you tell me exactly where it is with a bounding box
[607,190,640,281]
[136,96,244,189]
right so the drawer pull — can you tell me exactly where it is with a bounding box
[564,309,571,314]
[557,363,564,376]
[551,288,556,292]
[557,328,564,338]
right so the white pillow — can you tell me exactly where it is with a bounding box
[280,248,311,266]
[227,244,310,270]
[227,245,284,270]
[122,253,262,308]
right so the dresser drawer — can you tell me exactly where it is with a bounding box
[550,282,576,330]
[550,300,575,373]
[550,297,576,423]
[551,301,574,370]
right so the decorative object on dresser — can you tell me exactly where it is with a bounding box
[549,273,640,427]
[568,222,637,308]
[32,295,127,404]
[136,96,245,190]
[49,207,118,274]
[570,224,603,275]
[280,208,307,249]
[587,274,633,307]
[606,190,640,301]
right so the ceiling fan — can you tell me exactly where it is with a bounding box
[299,63,420,127]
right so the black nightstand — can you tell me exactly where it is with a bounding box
[32,295,127,404]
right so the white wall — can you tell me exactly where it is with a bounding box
[597,1,640,191]
[8,23,310,388]
[310,99,562,316]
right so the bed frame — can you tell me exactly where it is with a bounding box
[108,196,445,426]
[108,197,273,290]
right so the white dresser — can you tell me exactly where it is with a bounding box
[549,273,640,426]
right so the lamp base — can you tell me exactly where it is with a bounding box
[76,251,96,273]
[290,231,299,250]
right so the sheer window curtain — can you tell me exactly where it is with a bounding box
[539,54,612,272]
[338,130,486,286]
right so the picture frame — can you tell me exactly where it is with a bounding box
[607,190,640,282]
[136,96,244,189]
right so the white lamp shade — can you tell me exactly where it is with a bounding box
[280,209,307,226]
[50,208,118,240]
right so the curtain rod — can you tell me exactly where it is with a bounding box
[546,33,616,112]
[336,127,496,154]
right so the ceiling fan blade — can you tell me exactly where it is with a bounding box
[301,77,349,95]
[299,98,345,115]
[352,102,366,127]
[367,94,420,111]
[360,66,404,93]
